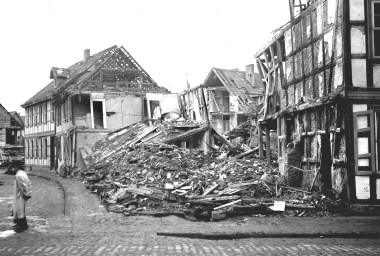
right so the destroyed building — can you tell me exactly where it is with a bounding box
[255,0,380,202]
[21,45,175,171]
[0,103,24,166]
[178,66,263,137]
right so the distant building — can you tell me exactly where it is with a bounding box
[0,104,24,147]
[21,45,175,171]
[178,64,263,135]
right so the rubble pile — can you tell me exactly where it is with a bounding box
[82,139,347,221]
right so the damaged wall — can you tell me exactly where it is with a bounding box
[105,94,142,129]
[256,0,348,196]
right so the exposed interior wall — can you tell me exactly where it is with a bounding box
[105,95,142,129]
[73,95,91,128]
[76,131,108,169]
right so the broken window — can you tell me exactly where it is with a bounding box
[370,1,380,57]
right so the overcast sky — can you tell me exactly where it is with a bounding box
[0,0,290,115]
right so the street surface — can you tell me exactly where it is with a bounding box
[0,170,379,255]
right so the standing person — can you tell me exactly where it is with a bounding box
[13,167,32,232]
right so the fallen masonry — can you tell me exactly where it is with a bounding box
[79,123,349,221]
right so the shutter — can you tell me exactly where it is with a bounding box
[30,108,33,126]
[29,139,32,157]
[39,138,42,157]
[33,138,36,157]
[25,140,28,157]
[36,106,39,125]
[47,137,50,157]
[353,110,376,175]
[42,137,45,158]
[47,102,51,122]
[25,108,29,127]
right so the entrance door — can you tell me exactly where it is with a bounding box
[353,110,380,201]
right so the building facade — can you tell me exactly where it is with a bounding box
[179,65,263,136]
[255,0,380,203]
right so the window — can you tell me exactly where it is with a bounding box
[42,137,46,158]
[39,105,43,125]
[370,1,380,57]
[353,111,376,175]
[63,100,67,122]
[34,106,38,125]
[33,139,36,158]
[30,108,33,126]
[51,104,55,122]
[57,105,62,125]
[43,103,47,123]
[29,139,33,157]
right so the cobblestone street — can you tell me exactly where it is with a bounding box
[1,170,380,255]
[1,239,380,255]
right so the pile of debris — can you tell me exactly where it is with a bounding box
[81,134,347,221]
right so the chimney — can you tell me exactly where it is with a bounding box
[84,49,90,62]
[245,64,255,87]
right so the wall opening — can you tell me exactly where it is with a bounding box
[92,101,104,128]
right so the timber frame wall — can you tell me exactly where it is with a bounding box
[256,0,380,202]
[255,0,347,197]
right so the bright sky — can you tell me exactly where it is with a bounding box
[0,0,290,116]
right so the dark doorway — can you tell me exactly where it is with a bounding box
[92,101,104,128]
[319,134,332,190]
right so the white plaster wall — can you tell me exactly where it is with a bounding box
[350,27,366,54]
[351,59,367,87]
[105,95,142,129]
[350,0,365,21]
[373,65,380,87]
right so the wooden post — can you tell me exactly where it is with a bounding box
[200,86,210,126]
[277,118,281,158]
[259,124,263,159]
[265,126,271,162]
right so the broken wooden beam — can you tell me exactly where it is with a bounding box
[213,199,242,210]
[202,184,219,196]
[235,147,259,159]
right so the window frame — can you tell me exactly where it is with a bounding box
[369,0,380,58]
[353,110,376,175]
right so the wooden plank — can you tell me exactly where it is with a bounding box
[213,199,242,210]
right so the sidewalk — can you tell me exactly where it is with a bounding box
[30,169,380,239]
